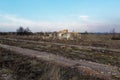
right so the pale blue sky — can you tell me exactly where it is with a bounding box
[0,0,120,32]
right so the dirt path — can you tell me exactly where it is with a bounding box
[1,38,120,53]
[0,43,119,80]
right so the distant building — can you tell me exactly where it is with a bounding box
[58,29,81,40]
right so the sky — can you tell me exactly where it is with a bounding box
[0,0,120,32]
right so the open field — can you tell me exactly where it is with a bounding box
[1,47,102,80]
[0,35,120,67]
[1,0,120,80]
[1,33,120,49]
[0,43,120,80]
[0,34,120,80]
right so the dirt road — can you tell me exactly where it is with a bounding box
[0,43,119,80]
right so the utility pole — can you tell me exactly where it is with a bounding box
[112,28,116,38]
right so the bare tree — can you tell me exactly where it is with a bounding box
[16,26,32,35]
[24,27,32,34]
[16,26,24,35]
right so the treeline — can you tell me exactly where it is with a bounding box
[0,26,33,35]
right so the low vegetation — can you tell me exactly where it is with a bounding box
[0,47,104,80]
[1,33,120,49]
[0,34,120,80]
[0,39,120,67]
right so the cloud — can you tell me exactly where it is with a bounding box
[79,15,89,20]
[0,14,83,32]
[0,14,35,24]
[0,14,120,32]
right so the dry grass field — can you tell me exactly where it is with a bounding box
[0,33,120,80]
[1,47,101,80]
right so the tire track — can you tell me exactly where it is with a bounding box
[0,43,119,80]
